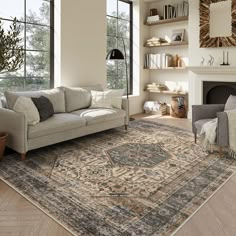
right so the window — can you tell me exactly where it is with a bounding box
[0,0,54,95]
[106,0,133,94]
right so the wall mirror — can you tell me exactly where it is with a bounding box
[200,0,236,47]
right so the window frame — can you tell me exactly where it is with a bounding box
[106,0,133,95]
[0,0,54,90]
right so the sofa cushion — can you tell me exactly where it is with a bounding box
[13,96,40,126]
[72,108,126,125]
[4,87,65,113]
[28,113,86,139]
[64,87,91,112]
[31,96,54,122]
[194,119,213,134]
[224,95,236,111]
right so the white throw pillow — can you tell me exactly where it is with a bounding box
[90,89,124,109]
[13,96,40,125]
[90,90,113,108]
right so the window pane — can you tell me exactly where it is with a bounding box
[118,1,130,20]
[107,16,117,37]
[107,36,117,53]
[118,19,130,38]
[107,0,117,17]
[26,0,50,25]
[0,78,25,95]
[0,0,24,20]
[26,24,50,50]
[26,51,50,77]
[0,20,24,48]
[25,77,50,90]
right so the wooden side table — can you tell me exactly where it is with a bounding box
[0,133,8,160]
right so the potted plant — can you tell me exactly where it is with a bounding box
[0,18,24,159]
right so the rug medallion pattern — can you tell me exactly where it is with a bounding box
[0,120,235,236]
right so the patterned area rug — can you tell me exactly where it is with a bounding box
[0,120,236,236]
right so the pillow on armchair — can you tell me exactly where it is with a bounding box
[224,95,236,111]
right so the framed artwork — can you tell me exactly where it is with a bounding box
[199,0,236,47]
[172,29,185,42]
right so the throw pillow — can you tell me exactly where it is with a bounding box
[90,90,113,108]
[225,95,236,111]
[31,96,54,122]
[64,87,91,112]
[90,89,124,109]
[13,96,40,126]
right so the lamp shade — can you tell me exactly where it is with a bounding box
[106,49,124,60]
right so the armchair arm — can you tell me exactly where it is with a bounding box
[216,111,229,146]
[192,104,225,133]
[0,108,28,154]
[122,97,129,125]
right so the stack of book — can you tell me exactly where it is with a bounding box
[144,53,173,69]
[163,1,189,20]
[144,37,168,47]
[145,83,169,92]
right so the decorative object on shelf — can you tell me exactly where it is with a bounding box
[0,133,8,160]
[172,29,185,42]
[200,0,236,47]
[144,37,168,47]
[145,83,169,92]
[173,54,180,67]
[207,55,214,66]
[170,96,187,118]
[150,8,158,16]
[220,51,230,66]
[200,57,205,66]
[144,101,167,116]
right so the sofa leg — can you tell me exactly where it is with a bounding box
[125,125,128,131]
[21,153,26,161]
[194,133,197,144]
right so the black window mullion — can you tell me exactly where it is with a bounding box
[24,0,27,89]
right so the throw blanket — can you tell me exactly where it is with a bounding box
[225,110,236,158]
[200,110,236,158]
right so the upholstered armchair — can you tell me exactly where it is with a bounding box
[192,104,229,149]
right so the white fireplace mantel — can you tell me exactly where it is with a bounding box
[187,66,236,74]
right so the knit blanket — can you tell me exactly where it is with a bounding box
[225,110,236,158]
[200,110,236,158]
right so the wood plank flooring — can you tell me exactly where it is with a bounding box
[0,115,235,236]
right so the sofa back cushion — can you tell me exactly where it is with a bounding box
[224,95,236,111]
[64,87,91,112]
[4,87,65,113]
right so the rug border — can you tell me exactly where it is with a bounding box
[170,171,236,236]
[1,170,235,236]
[0,177,78,236]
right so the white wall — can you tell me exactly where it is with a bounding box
[60,0,107,87]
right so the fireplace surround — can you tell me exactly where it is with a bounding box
[203,81,236,104]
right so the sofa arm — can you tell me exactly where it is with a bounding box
[0,108,28,154]
[216,111,229,146]
[122,97,129,125]
[192,104,225,133]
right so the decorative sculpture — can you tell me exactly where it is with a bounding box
[200,57,205,66]
[207,55,214,66]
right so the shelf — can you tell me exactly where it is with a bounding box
[145,90,188,95]
[187,66,236,74]
[144,67,186,70]
[144,16,188,26]
[144,41,188,48]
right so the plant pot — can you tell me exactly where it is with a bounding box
[0,133,8,160]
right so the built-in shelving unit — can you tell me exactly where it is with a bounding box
[144,16,188,26]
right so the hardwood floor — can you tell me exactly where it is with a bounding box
[0,114,235,236]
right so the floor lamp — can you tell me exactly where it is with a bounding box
[106,39,130,122]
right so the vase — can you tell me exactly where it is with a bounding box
[0,133,8,160]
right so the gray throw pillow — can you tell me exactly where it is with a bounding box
[31,96,54,122]
[224,95,236,111]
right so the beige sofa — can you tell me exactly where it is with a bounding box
[0,85,128,160]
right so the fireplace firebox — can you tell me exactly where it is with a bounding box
[203,81,236,104]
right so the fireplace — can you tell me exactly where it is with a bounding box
[203,81,236,104]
